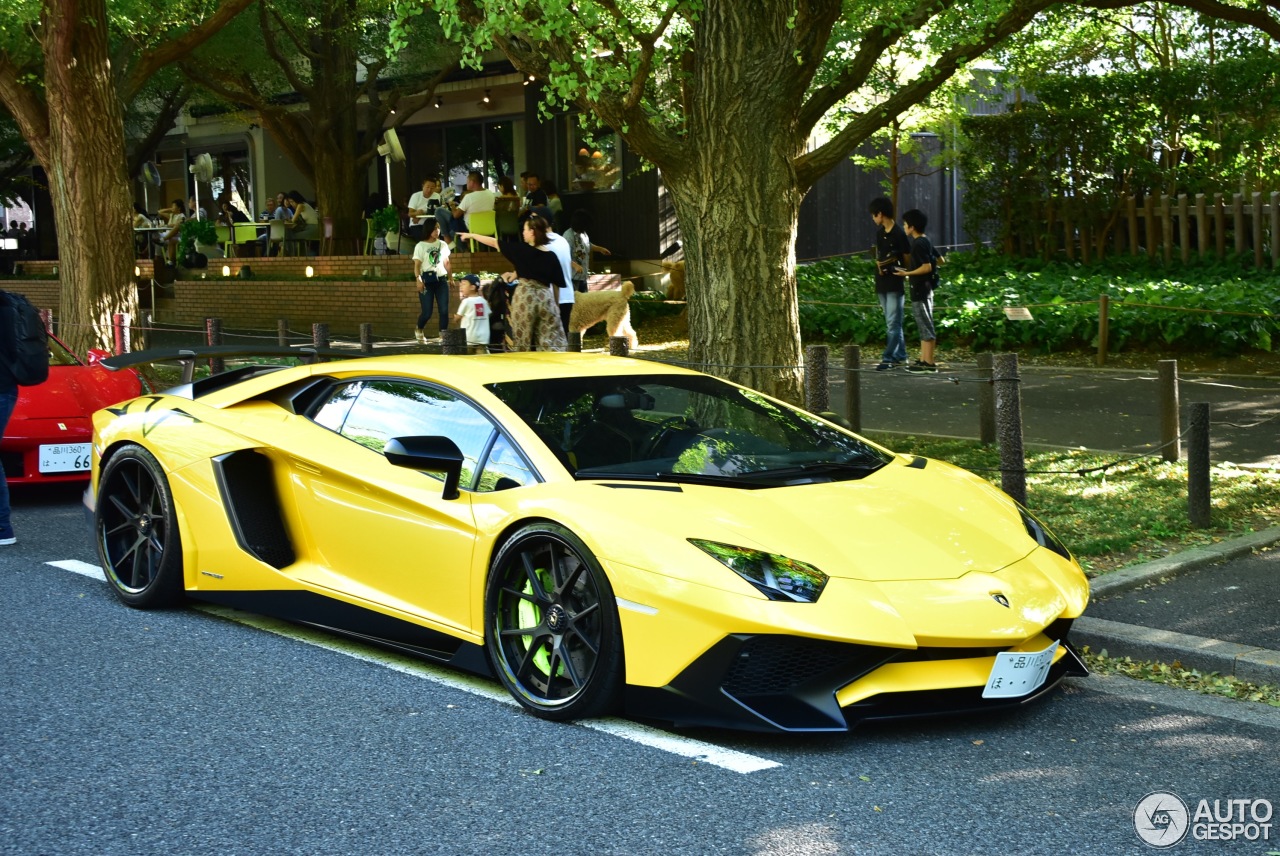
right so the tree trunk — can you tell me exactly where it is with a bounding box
[43,0,137,354]
[669,2,807,404]
[308,10,365,253]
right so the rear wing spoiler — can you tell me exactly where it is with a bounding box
[102,345,357,384]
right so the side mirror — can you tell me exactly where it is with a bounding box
[384,436,465,500]
[818,411,853,431]
[85,348,109,366]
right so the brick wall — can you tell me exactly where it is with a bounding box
[6,252,624,340]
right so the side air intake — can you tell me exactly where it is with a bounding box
[213,450,296,569]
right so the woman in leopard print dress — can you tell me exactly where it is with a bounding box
[459,214,567,352]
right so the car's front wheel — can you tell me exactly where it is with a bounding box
[485,522,623,720]
[96,444,184,608]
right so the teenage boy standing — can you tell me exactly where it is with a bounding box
[868,197,910,371]
[895,208,939,372]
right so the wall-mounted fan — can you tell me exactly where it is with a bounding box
[377,129,405,205]
[139,161,162,210]
[188,152,214,218]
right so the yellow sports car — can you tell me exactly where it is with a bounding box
[89,348,1088,733]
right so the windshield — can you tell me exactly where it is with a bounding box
[487,374,891,485]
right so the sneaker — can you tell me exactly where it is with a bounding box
[0,535,15,546]
[414,329,425,344]
[907,361,938,373]
[875,361,894,372]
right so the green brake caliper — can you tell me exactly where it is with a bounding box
[518,567,561,677]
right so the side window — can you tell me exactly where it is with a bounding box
[312,382,362,432]
[320,380,495,490]
[476,434,535,492]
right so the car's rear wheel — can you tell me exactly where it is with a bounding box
[486,522,623,720]
[96,445,184,608]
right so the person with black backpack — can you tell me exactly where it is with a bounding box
[0,289,49,545]
[894,209,941,373]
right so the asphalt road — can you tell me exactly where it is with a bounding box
[4,487,1278,856]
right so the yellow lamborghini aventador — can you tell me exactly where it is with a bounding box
[89,348,1088,733]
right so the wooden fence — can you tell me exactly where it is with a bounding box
[1032,190,1280,267]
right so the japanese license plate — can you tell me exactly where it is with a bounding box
[982,640,1060,699]
[39,443,92,474]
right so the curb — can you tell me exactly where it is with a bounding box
[1077,526,1280,687]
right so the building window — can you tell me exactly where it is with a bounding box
[566,119,621,192]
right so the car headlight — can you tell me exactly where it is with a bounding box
[1020,509,1073,561]
[689,539,828,603]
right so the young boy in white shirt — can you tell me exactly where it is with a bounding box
[453,274,491,354]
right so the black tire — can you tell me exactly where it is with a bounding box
[96,444,185,609]
[485,522,623,721]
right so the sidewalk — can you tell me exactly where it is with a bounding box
[1073,527,1280,687]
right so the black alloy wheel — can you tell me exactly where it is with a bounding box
[486,522,623,720]
[96,445,185,608]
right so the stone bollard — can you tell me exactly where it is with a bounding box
[206,317,223,374]
[442,328,467,354]
[804,345,829,413]
[977,353,996,445]
[277,319,289,347]
[312,322,329,362]
[567,332,582,352]
[113,314,130,356]
[609,336,629,357]
[360,323,374,355]
[993,352,1026,506]
[1187,402,1211,528]
[1159,360,1181,462]
[842,345,861,432]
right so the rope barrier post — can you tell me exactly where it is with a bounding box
[993,353,1026,506]
[804,345,829,414]
[842,345,861,432]
[38,308,52,334]
[442,328,467,354]
[277,319,289,347]
[112,314,129,356]
[1096,294,1110,366]
[206,317,223,374]
[977,353,996,445]
[1159,359,1181,463]
[359,323,374,354]
[567,331,582,352]
[609,336,629,357]
[1187,402,1211,528]
[312,322,329,362]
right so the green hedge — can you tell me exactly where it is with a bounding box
[798,252,1280,355]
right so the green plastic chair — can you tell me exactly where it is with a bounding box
[466,210,497,252]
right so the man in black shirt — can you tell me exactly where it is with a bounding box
[895,209,939,373]
[868,197,910,371]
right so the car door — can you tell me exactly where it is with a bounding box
[284,378,496,634]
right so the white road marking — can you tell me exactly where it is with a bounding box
[47,560,781,774]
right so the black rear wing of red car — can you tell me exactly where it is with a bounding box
[101,345,357,385]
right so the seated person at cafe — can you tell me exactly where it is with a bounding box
[521,173,548,212]
[407,176,454,243]
[285,189,320,252]
[158,198,186,263]
[450,171,496,232]
[216,199,251,226]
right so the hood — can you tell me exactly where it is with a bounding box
[584,458,1035,583]
[13,365,141,421]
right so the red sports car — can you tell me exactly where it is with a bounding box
[1,334,143,484]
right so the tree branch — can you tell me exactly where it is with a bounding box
[121,0,257,102]
[0,54,50,164]
[126,83,188,178]
[795,0,1057,191]
[260,1,314,98]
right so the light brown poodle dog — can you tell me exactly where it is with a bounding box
[568,281,638,349]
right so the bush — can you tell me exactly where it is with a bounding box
[798,252,1280,355]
